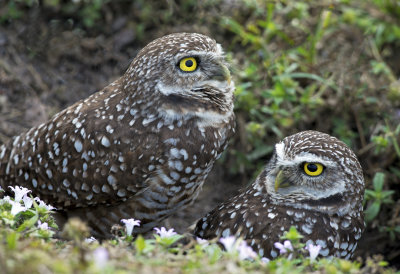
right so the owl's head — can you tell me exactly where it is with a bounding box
[260,131,364,216]
[124,33,234,125]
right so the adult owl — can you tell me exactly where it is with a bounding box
[194,131,364,259]
[0,33,235,237]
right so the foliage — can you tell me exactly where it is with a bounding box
[222,1,399,173]
[0,189,396,273]
[218,0,400,256]
[364,172,394,223]
[1,0,111,27]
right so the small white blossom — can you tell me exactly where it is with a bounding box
[9,186,31,202]
[219,236,258,261]
[154,227,177,238]
[261,257,270,264]
[85,236,97,243]
[93,247,109,269]
[34,197,56,210]
[274,240,293,254]
[37,220,49,230]
[23,195,33,209]
[219,236,237,253]
[306,244,321,261]
[238,241,257,260]
[121,218,141,236]
[1,195,11,205]
[10,201,27,215]
[196,237,209,246]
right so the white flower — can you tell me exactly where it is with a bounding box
[10,201,27,215]
[196,237,209,246]
[219,236,237,252]
[306,243,321,261]
[237,241,257,260]
[219,236,258,261]
[85,236,97,243]
[37,220,49,230]
[154,227,177,238]
[1,195,11,205]
[23,195,33,209]
[261,257,270,264]
[9,186,31,202]
[34,197,56,210]
[121,218,141,236]
[274,240,293,254]
[92,247,109,269]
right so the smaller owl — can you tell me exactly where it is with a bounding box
[194,131,365,259]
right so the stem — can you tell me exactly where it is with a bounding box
[386,119,400,158]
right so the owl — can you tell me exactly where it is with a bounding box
[194,131,364,259]
[0,33,235,237]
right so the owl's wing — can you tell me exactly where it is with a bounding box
[0,85,164,210]
[194,189,275,245]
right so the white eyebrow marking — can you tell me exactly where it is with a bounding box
[275,142,285,161]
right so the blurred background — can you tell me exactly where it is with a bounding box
[0,0,399,268]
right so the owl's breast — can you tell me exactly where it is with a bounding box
[130,114,234,213]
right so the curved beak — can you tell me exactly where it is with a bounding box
[274,170,292,192]
[212,62,231,85]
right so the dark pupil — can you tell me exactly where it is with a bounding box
[307,164,318,172]
[185,60,193,67]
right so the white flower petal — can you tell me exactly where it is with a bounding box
[10,201,27,215]
[9,186,31,202]
[121,218,141,236]
[306,244,321,261]
[93,247,109,268]
[219,236,237,253]
[154,227,177,238]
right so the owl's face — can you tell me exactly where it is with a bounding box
[124,33,234,123]
[262,131,364,216]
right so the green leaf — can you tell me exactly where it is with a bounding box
[154,234,184,247]
[364,189,377,199]
[205,244,222,264]
[17,211,38,232]
[247,145,274,161]
[372,172,385,191]
[365,201,381,222]
[6,231,19,250]
[378,260,389,267]
[135,235,146,254]
[281,226,303,241]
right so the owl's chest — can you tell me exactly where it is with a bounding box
[262,206,362,259]
[150,115,233,164]
[130,116,233,210]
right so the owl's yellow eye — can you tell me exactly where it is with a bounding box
[178,57,198,72]
[303,163,324,176]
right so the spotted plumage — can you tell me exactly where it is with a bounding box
[194,131,364,259]
[0,33,235,237]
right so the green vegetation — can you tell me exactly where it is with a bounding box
[0,187,395,273]
[0,0,399,272]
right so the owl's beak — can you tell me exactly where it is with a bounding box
[222,65,232,85]
[212,63,231,85]
[274,170,291,192]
